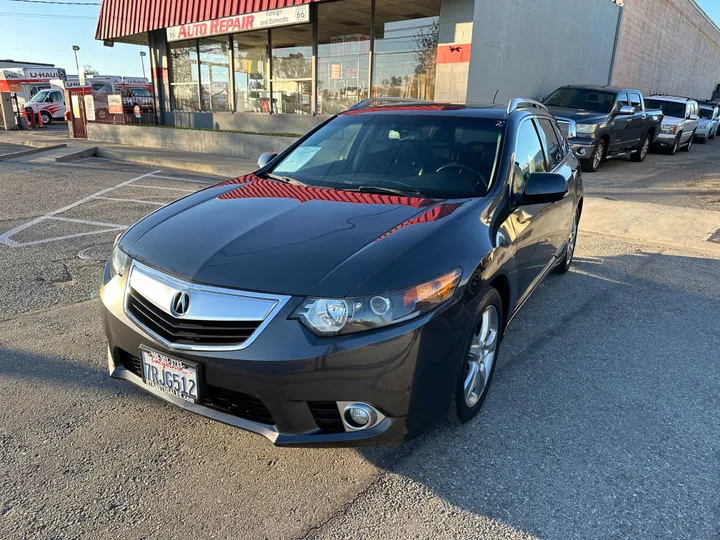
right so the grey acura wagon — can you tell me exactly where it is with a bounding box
[100,99,583,446]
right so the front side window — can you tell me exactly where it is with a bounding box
[512,120,546,197]
[629,93,642,108]
[536,118,564,170]
[30,89,51,102]
[645,99,686,119]
[616,93,630,107]
[270,114,504,198]
[544,88,616,114]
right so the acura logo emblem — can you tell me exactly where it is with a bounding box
[171,291,190,316]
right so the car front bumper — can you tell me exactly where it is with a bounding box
[100,263,471,447]
[567,137,597,158]
[654,132,679,147]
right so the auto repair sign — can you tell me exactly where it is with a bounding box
[166,5,309,42]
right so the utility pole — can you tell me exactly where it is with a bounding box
[140,51,147,79]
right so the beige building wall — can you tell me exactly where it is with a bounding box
[611,0,720,98]
[434,0,474,103]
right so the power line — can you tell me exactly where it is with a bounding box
[0,11,97,18]
[8,0,100,5]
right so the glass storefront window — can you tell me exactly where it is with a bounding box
[373,1,440,101]
[233,32,270,113]
[170,40,201,112]
[270,25,313,114]
[199,37,231,112]
[317,0,371,115]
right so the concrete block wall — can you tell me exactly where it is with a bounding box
[611,0,720,99]
[435,0,474,103]
[466,0,621,105]
[87,123,295,159]
[166,111,324,135]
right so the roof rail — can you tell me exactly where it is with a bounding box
[348,97,435,110]
[507,98,548,114]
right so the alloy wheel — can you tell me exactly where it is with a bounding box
[640,136,650,160]
[567,215,578,264]
[592,141,604,170]
[464,305,499,407]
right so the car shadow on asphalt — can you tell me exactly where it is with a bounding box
[355,251,720,540]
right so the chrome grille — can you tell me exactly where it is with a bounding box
[124,262,290,351]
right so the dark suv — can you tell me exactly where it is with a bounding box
[101,99,583,446]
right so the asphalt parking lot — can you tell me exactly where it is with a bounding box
[0,147,719,539]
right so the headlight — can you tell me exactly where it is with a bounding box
[293,269,462,336]
[661,124,678,133]
[110,244,131,278]
[575,124,596,135]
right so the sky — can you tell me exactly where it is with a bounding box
[1,0,720,79]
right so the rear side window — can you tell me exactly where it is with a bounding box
[536,118,565,170]
[512,120,546,197]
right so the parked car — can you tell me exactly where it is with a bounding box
[694,103,719,142]
[543,85,662,172]
[645,96,699,154]
[100,99,583,446]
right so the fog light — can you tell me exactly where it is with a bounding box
[341,402,381,431]
[349,407,370,427]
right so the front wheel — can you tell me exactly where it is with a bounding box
[554,209,579,274]
[39,111,52,125]
[667,135,680,155]
[447,289,503,424]
[631,133,651,162]
[581,139,605,173]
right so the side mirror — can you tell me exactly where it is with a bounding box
[520,172,568,205]
[257,152,278,169]
[618,105,635,115]
[539,95,546,103]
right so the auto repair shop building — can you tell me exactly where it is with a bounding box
[92,0,719,136]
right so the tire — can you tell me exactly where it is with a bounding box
[39,111,52,125]
[681,132,694,152]
[667,134,680,155]
[554,208,579,274]
[581,139,605,173]
[697,136,707,144]
[447,288,503,424]
[630,133,651,162]
[710,130,716,140]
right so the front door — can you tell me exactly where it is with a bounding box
[612,92,632,150]
[508,119,558,298]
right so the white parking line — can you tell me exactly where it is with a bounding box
[93,196,165,206]
[48,216,128,228]
[132,184,197,193]
[0,169,162,248]
[15,228,126,248]
[149,174,213,184]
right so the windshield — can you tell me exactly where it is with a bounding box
[269,114,504,198]
[543,88,616,113]
[699,107,714,120]
[30,90,51,102]
[645,99,686,119]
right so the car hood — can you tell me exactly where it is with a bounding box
[122,175,466,297]
[544,106,609,124]
[697,118,711,127]
[661,117,682,126]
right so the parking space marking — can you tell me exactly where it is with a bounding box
[48,216,128,228]
[132,184,197,193]
[0,169,163,248]
[93,196,165,206]
[149,174,214,184]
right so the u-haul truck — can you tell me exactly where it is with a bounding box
[0,67,70,124]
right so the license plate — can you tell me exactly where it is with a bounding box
[141,349,198,403]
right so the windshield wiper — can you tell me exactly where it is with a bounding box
[262,172,308,187]
[336,185,426,198]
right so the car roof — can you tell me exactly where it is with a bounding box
[339,103,511,119]
[559,84,624,93]
[647,95,697,103]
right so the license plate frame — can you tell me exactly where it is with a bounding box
[140,347,200,404]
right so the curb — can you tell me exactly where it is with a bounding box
[95,148,249,178]
[55,147,98,162]
[0,143,67,161]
